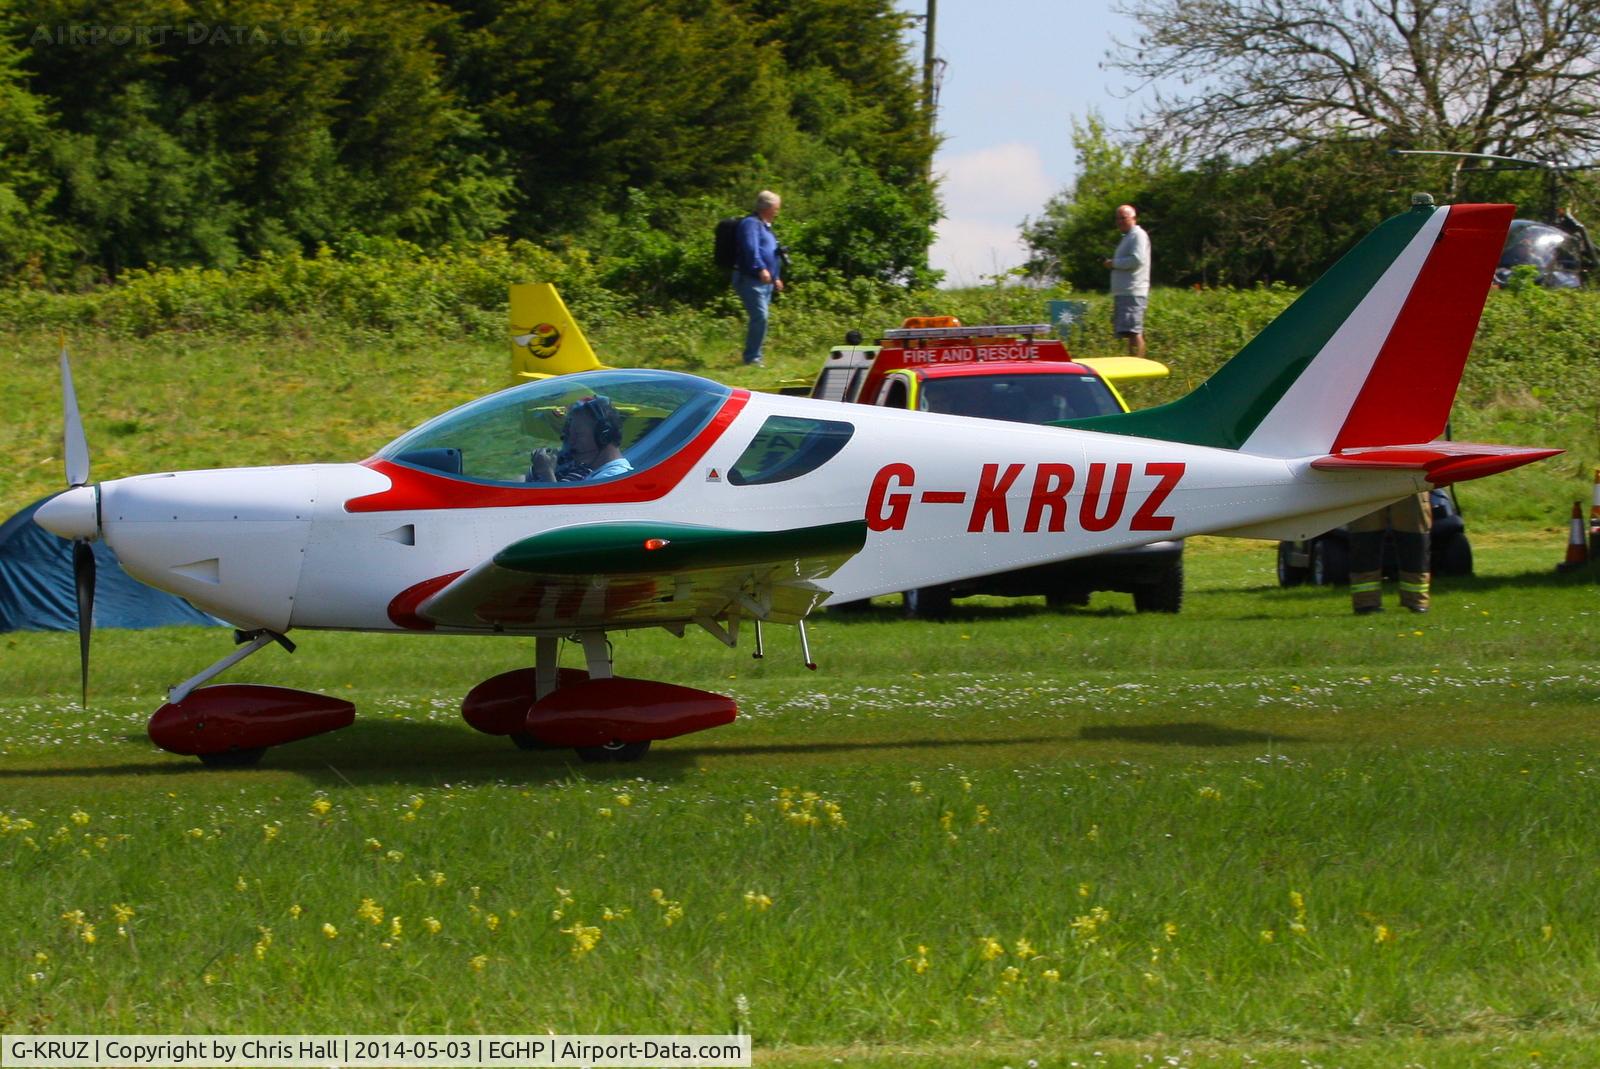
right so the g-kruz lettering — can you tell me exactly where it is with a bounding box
[866,461,1185,534]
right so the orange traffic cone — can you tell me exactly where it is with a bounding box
[1558,501,1589,571]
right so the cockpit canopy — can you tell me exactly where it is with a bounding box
[378,370,732,485]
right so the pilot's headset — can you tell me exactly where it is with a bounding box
[568,395,622,448]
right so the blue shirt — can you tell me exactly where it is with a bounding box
[735,215,780,281]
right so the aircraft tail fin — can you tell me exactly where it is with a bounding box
[510,283,606,381]
[1063,201,1514,458]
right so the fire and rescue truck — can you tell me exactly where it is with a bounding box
[808,317,1186,617]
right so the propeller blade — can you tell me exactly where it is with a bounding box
[73,538,95,708]
[61,345,90,488]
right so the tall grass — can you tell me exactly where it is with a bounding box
[2,541,1598,1066]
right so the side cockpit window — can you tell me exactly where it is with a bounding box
[729,416,854,486]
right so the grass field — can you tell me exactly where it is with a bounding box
[3,534,1597,1067]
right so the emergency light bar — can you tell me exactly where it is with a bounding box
[880,323,1053,342]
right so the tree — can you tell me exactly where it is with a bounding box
[1112,0,1600,167]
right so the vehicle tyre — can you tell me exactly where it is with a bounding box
[1438,533,1474,577]
[198,747,266,768]
[903,585,953,620]
[1132,559,1183,613]
[1312,538,1350,586]
[575,739,651,763]
[1277,542,1309,587]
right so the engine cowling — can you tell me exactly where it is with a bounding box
[148,684,354,756]
[523,677,736,747]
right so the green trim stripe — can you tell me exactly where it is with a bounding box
[496,520,869,575]
[1056,205,1437,449]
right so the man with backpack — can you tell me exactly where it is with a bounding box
[720,190,784,366]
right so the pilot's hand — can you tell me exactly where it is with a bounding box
[529,448,558,482]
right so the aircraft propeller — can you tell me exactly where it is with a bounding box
[59,346,96,706]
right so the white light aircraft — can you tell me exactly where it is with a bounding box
[35,199,1559,765]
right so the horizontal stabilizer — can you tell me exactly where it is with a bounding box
[1310,442,1563,486]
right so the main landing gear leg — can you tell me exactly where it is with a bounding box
[572,630,649,764]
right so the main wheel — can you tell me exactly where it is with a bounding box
[1132,559,1184,613]
[197,747,266,768]
[576,740,652,763]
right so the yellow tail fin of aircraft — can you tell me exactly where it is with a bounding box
[510,283,606,381]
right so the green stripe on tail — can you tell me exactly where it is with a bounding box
[1057,204,1437,449]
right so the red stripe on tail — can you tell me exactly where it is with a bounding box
[1331,204,1514,451]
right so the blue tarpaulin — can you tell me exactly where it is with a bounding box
[0,495,222,632]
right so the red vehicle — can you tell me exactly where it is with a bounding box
[810,319,1185,617]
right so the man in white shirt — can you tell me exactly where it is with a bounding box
[1103,203,1151,357]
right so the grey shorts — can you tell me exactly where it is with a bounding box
[1113,295,1147,335]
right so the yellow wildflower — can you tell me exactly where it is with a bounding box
[385,850,404,863]
[909,780,924,794]
[321,923,338,939]
[979,936,1005,961]
[262,824,280,842]
[111,903,135,924]
[1163,921,1179,942]
[80,924,96,944]
[289,904,303,920]
[1042,968,1061,982]
[1078,883,1091,899]
[597,808,613,819]
[1001,966,1022,985]
[561,924,602,958]
[186,828,204,839]
[1542,924,1555,942]
[70,810,89,826]
[310,798,332,816]
[614,793,632,807]
[743,891,773,911]
[913,945,931,974]
[1086,823,1100,842]
[1014,938,1037,960]
[1260,929,1276,943]
[469,954,489,971]
[486,913,500,932]
[253,927,272,960]
[61,909,86,927]
[364,838,382,852]
[1374,924,1394,944]
[1197,785,1222,801]
[431,871,447,886]
[423,917,442,935]
[407,795,425,811]
[356,898,384,926]
[34,951,49,965]
[234,876,248,893]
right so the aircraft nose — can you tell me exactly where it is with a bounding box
[34,485,99,540]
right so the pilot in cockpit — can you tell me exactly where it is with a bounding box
[528,394,635,482]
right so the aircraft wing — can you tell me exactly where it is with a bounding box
[416,520,869,631]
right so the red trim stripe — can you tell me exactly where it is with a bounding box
[1331,204,1513,451]
[347,391,750,512]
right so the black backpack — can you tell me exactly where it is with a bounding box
[713,216,743,269]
